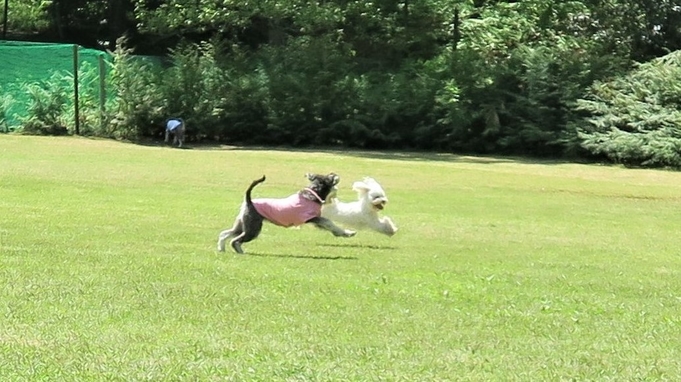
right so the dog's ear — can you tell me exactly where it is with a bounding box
[330,173,340,186]
[364,177,385,190]
[352,181,370,194]
[306,173,320,181]
[362,177,387,195]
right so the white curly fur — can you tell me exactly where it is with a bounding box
[321,177,398,236]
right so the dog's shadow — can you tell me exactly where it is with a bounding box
[316,243,398,251]
[246,252,359,261]
[240,243,397,260]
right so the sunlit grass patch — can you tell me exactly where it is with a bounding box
[1,135,681,380]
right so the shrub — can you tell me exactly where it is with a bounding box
[213,63,270,143]
[58,61,109,137]
[106,37,165,140]
[19,73,70,136]
[0,94,15,133]
[261,35,357,146]
[160,40,224,141]
[576,50,681,167]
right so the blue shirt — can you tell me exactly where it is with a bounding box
[166,119,183,131]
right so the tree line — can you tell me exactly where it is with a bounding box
[3,0,681,167]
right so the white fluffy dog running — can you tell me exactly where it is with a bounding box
[321,177,398,236]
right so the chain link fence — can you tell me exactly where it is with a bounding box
[0,40,109,132]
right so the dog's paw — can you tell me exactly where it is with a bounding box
[344,230,357,237]
[385,225,398,236]
[332,229,356,237]
[231,241,245,254]
[380,218,398,236]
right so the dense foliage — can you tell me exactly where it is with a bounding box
[576,50,681,167]
[3,0,681,165]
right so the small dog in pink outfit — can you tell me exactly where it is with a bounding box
[217,173,356,254]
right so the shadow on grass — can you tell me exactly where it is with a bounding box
[317,243,398,250]
[246,252,359,261]
[133,138,193,149]
[131,139,579,166]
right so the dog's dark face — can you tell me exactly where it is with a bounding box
[304,173,340,203]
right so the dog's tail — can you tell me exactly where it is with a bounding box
[245,175,266,207]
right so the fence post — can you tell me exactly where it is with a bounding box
[73,44,80,135]
[99,54,106,132]
[2,0,8,40]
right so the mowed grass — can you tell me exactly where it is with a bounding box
[1,135,681,381]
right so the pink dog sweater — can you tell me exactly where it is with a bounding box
[252,192,322,227]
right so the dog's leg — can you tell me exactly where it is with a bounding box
[230,232,248,254]
[373,216,398,236]
[218,229,232,251]
[177,123,185,148]
[307,217,356,237]
[217,223,242,251]
[217,209,246,252]
[229,212,264,254]
[230,225,262,254]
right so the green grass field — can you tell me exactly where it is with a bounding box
[1,135,681,381]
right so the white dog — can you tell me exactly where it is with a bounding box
[321,177,398,236]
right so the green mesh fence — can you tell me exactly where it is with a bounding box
[0,40,109,130]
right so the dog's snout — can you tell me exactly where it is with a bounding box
[373,199,386,210]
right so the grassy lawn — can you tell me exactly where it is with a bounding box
[1,135,681,381]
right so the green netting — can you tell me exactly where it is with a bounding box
[0,40,109,130]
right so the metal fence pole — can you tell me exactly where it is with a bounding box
[72,44,80,135]
[99,54,106,132]
[2,0,8,40]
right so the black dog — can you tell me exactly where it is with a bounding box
[217,173,356,254]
